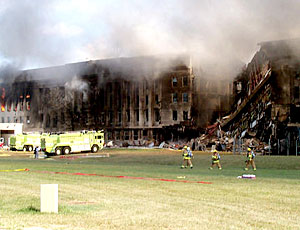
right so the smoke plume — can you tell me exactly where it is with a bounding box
[1,0,300,79]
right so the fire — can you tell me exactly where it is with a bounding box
[26,95,30,99]
[1,104,5,112]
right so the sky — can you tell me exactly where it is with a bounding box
[0,0,300,77]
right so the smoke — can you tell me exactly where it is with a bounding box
[1,0,300,79]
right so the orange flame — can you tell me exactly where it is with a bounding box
[1,104,5,112]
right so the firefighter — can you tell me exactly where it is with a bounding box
[209,150,222,170]
[245,147,256,171]
[181,146,193,169]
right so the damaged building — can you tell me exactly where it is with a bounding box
[0,55,232,145]
[223,38,300,155]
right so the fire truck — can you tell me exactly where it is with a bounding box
[10,133,42,151]
[41,130,104,155]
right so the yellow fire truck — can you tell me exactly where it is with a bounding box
[10,133,43,151]
[41,130,104,155]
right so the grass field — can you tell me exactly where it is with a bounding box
[0,149,299,230]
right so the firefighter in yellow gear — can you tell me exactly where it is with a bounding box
[209,150,222,170]
[181,146,193,169]
[245,147,256,171]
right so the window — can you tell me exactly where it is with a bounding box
[126,110,130,122]
[134,130,139,140]
[136,95,139,107]
[118,111,122,124]
[146,95,148,105]
[7,103,11,112]
[172,77,178,87]
[143,129,148,138]
[183,111,188,120]
[14,116,17,123]
[294,86,300,100]
[183,76,188,86]
[173,110,177,121]
[61,112,65,124]
[145,109,149,122]
[135,109,139,122]
[127,96,130,108]
[108,111,113,124]
[100,112,105,124]
[26,116,30,124]
[173,93,178,103]
[1,117,4,123]
[155,94,159,104]
[109,95,113,108]
[183,93,188,102]
[115,131,120,140]
[20,116,23,123]
[155,109,160,122]
[7,117,10,123]
[124,131,130,140]
[53,114,58,128]
[46,114,50,127]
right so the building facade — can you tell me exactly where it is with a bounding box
[0,55,232,145]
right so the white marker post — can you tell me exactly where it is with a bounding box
[40,184,58,213]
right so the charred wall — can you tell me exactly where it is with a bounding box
[224,39,300,155]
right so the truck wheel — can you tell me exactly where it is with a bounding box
[23,146,27,151]
[55,147,62,155]
[91,145,99,153]
[28,146,33,152]
[63,147,71,155]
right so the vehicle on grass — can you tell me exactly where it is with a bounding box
[41,130,104,155]
[0,137,4,148]
[10,133,43,151]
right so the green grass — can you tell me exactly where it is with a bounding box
[0,149,299,230]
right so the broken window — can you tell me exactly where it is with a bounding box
[143,129,148,138]
[155,94,159,104]
[183,76,188,86]
[14,117,17,123]
[155,109,160,122]
[136,95,139,107]
[124,131,130,140]
[173,93,178,103]
[46,114,50,127]
[127,96,130,108]
[145,109,149,122]
[108,111,113,124]
[126,110,130,122]
[173,110,178,121]
[294,86,300,100]
[109,95,113,108]
[183,93,188,102]
[7,103,11,112]
[115,131,120,140]
[134,130,139,140]
[53,113,58,128]
[135,109,139,122]
[172,77,178,87]
[61,112,65,124]
[118,111,122,124]
[26,116,30,124]
[146,95,148,105]
[237,82,242,92]
[183,111,188,120]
